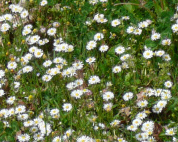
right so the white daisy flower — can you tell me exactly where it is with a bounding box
[88,75,100,85]
[63,103,72,112]
[111,19,121,27]
[47,28,56,36]
[115,46,125,54]
[143,50,153,59]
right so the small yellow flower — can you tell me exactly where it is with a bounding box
[21,40,25,44]
[33,29,37,33]
[7,42,11,46]
[112,33,116,37]
[43,54,47,59]
[122,104,125,108]
[67,22,70,25]
[10,58,15,62]
[102,29,107,33]
[28,95,33,101]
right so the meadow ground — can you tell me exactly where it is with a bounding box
[0,0,178,141]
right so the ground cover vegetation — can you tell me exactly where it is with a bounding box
[0,0,178,141]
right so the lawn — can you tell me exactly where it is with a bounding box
[0,0,178,141]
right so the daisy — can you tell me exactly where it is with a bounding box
[17,134,30,142]
[67,45,74,52]
[163,54,171,61]
[34,49,43,58]
[171,24,178,33]
[24,120,34,127]
[24,24,33,30]
[6,96,16,104]
[141,121,154,132]
[122,16,130,20]
[65,129,74,137]
[0,23,11,32]
[138,21,149,28]
[17,114,29,121]
[49,68,60,76]
[3,14,13,21]
[102,91,114,101]
[0,16,5,22]
[53,57,64,64]
[112,65,122,73]
[29,46,38,53]
[127,125,137,131]
[22,66,33,73]
[126,26,134,34]
[111,19,121,27]
[123,92,133,101]
[0,89,5,97]
[66,82,76,90]
[14,81,20,89]
[30,127,38,133]
[77,135,93,142]
[51,22,60,29]
[29,35,40,45]
[0,109,9,118]
[155,50,165,57]
[86,57,96,64]
[63,103,72,112]
[33,118,43,126]
[115,46,125,54]
[50,109,59,116]
[42,75,52,82]
[143,50,153,59]
[75,79,83,86]
[99,45,109,52]
[94,14,107,23]
[122,62,129,69]
[7,61,17,70]
[132,118,142,127]
[103,103,113,111]
[88,75,100,85]
[134,28,142,35]
[164,80,173,88]
[40,0,48,6]
[43,60,52,68]
[8,108,15,116]
[165,128,175,136]
[117,137,127,142]
[86,40,97,50]
[52,136,62,142]
[100,0,108,2]
[38,40,45,46]
[137,100,148,108]
[120,54,130,61]
[136,112,147,120]
[94,33,104,41]
[151,33,161,41]
[33,133,44,141]
[70,89,83,99]
[162,39,171,46]
[0,70,5,79]
[161,93,172,100]
[20,10,29,19]
[110,120,120,127]
[157,100,167,108]
[72,61,84,70]
[145,88,155,97]
[47,28,56,36]
[24,53,33,60]
[15,105,26,114]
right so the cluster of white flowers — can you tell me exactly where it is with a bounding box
[94,14,108,23]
